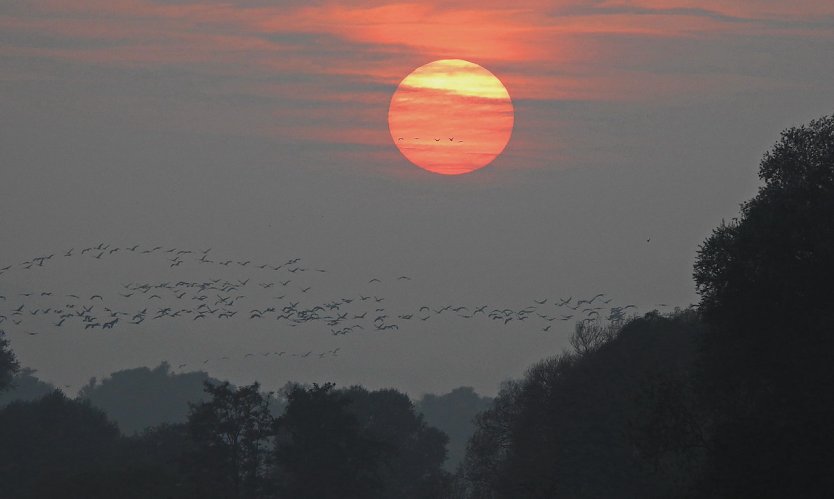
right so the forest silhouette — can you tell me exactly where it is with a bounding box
[1,114,833,498]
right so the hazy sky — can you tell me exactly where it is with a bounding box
[2,0,833,397]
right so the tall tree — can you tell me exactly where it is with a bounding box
[186,381,276,499]
[461,313,702,499]
[274,383,387,499]
[0,391,122,498]
[343,386,452,498]
[693,114,834,496]
[0,329,19,392]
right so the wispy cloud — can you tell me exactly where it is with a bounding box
[1,0,832,156]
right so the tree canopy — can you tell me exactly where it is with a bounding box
[461,313,703,499]
[693,114,834,496]
[0,329,19,392]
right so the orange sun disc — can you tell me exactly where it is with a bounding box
[388,59,514,175]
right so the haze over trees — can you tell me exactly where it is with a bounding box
[0,367,55,407]
[78,362,218,434]
[417,387,493,470]
[0,114,832,497]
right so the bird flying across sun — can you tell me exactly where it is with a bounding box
[388,59,514,175]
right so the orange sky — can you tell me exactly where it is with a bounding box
[2,0,833,162]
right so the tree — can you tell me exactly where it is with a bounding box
[0,391,123,498]
[0,329,19,392]
[186,381,276,499]
[461,313,702,498]
[461,380,523,499]
[693,114,834,496]
[273,383,452,499]
[343,386,452,498]
[274,383,387,499]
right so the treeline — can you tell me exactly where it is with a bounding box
[457,114,834,498]
[0,374,454,498]
[2,114,833,498]
[0,353,490,498]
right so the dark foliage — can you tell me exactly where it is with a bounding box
[0,391,123,499]
[273,383,388,499]
[693,114,834,496]
[185,381,276,499]
[461,313,702,498]
[273,383,452,499]
[343,386,452,498]
[0,330,18,393]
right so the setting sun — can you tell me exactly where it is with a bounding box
[388,59,514,175]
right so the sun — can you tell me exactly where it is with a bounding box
[388,59,514,175]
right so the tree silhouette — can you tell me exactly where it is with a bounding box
[186,381,276,499]
[0,391,123,498]
[343,386,452,498]
[274,383,387,499]
[0,329,19,392]
[461,313,702,498]
[693,114,834,496]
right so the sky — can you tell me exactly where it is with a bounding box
[1,0,833,397]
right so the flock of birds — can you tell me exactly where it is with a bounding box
[0,242,653,371]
